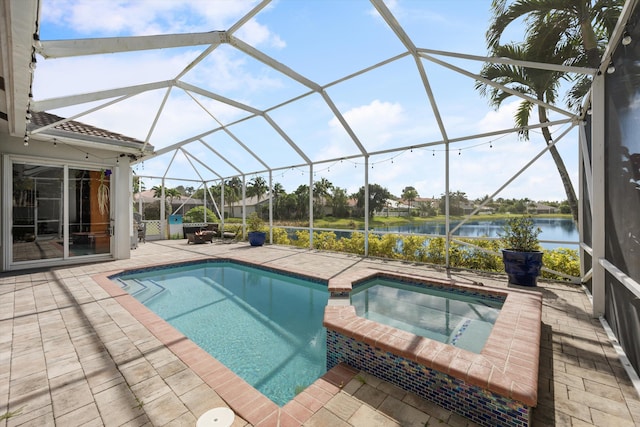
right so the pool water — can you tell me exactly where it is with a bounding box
[351,278,503,353]
[114,261,328,406]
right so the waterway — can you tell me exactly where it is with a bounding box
[372,217,578,250]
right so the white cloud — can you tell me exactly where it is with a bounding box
[236,19,286,49]
[328,99,405,152]
[41,0,259,36]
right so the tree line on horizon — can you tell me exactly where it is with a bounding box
[137,177,571,222]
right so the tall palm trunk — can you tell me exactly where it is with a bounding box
[538,104,578,222]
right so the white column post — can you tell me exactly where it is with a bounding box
[364,155,369,256]
[269,171,273,244]
[309,164,314,249]
[591,73,606,317]
[160,178,166,239]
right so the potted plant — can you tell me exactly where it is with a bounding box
[247,212,267,246]
[499,215,543,287]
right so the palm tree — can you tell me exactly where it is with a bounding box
[313,177,334,217]
[151,185,181,215]
[401,186,419,215]
[476,37,580,221]
[225,177,242,218]
[152,185,179,203]
[487,0,622,69]
[330,187,350,218]
[271,182,286,220]
[247,176,268,203]
[151,185,164,199]
[294,185,310,220]
[165,188,181,206]
[487,0,623,109]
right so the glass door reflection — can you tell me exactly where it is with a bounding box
[12,164,64,261]
[69,168,111,256]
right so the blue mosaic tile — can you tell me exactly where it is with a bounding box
[109,258,328,287]
[351,272,506,305]
[327,330,530,427]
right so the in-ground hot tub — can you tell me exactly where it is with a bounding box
[324,270,542,427]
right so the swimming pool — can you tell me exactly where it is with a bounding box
[351,277,503,353]
[113,260,328,406]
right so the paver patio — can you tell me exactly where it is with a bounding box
[1,240,638,426]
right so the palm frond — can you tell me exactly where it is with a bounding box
[515,100,534,140]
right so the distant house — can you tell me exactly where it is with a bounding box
[528,204,559,214]
[133,190,205,217]
[226,195,268,218]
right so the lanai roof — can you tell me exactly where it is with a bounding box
[17,0,598,200]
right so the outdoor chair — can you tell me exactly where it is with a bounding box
[206,223,221,237]
[137,222,146,243]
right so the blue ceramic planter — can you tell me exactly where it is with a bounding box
[502,249,543,287]
[248,231,266,246]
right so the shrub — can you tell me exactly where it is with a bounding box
[499,215,541,252]
[542,248,580,279]
[424,237,447,264]
[402,235,427,262]
[267,229,580,281]
[294,230,310,248]
[313,231,338,250]
[272,227,291,245]
[184,206,217,223]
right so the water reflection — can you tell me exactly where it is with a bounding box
[371,217,578,249]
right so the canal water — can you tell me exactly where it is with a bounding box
[372,217,578,250]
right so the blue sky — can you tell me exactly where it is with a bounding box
[35,0,580,202]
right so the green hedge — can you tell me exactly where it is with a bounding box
[277,228,579,281]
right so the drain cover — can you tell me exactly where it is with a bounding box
[196,407,235,427]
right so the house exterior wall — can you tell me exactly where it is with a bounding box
[1,133,133,271]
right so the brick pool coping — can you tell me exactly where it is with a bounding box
[325,268,542,407]
[93,259,541,426]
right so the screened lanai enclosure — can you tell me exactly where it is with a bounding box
[1,0,639,383]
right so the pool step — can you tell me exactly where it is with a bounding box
[116,278,167,303]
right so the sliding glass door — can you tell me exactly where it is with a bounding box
[12,161,112,264]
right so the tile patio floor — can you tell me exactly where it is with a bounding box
[1,240,639,426]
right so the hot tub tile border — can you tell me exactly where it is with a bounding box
[327,330,530,427]
[324,268,542,427]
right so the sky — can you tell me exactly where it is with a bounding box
[34,0,583,202]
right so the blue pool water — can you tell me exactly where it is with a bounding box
[113,261,328,406]
[351,278,504,353]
